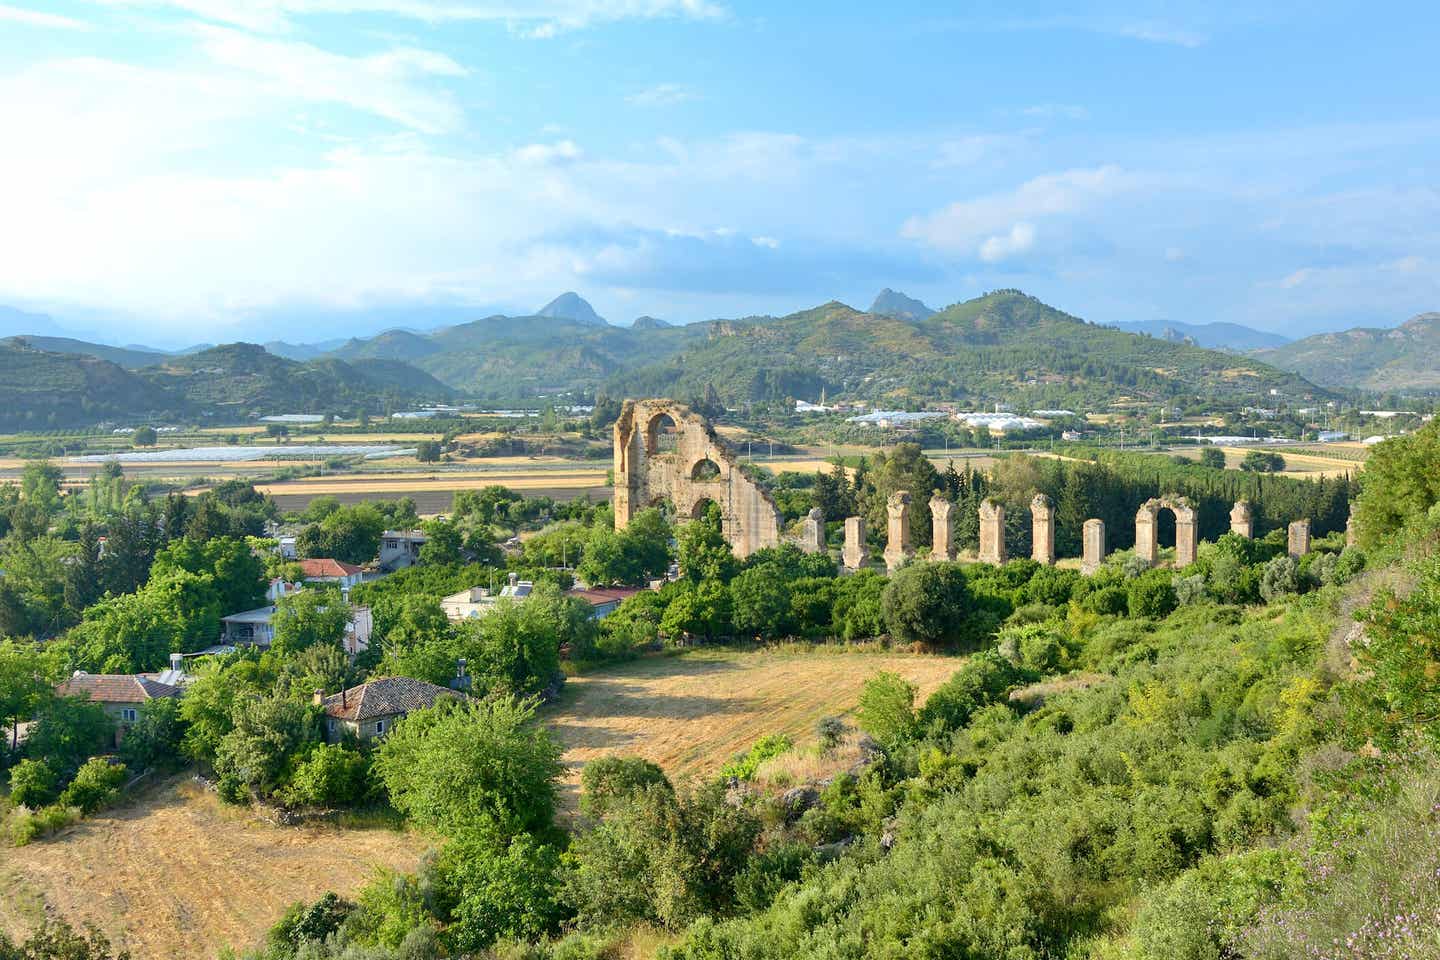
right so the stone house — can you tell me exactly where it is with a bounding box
[317,676,458,741]
[55,670,183,746]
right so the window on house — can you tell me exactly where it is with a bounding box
[121,708,138,723]
[374,719,386,735]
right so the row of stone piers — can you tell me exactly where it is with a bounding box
[811,492,1331,574]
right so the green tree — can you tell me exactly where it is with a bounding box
[283,742,368,808]
[8,757,58,808]
[20,460,63,516]
[1198,446,1227,470]
[150,537,266,616]
[1240,450,1285,473]
[415,440,442,463]
[271,590,351,658]
[1353,419,1440,547]
[660,578,731,642]
[131,426,157,447]
[580,755,671,819]
[0,639,51,751]
[213,695,319,800]
[855,671,917,749]
[117,697,185,773]
[881,561,974,647]
[372,696,561,836]
[439,827,565,952]
[729,566,793,639]
[27,697,114,778]
[59,757,127,813]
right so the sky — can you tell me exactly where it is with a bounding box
[0,0,1437,347]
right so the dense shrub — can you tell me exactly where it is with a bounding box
[8,757,58,808]
[580,756,671,819]
[57,759,126,814]
[283,742,369,808]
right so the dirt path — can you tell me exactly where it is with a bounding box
[0,777,423,959]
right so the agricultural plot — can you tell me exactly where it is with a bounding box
[546,647,964,810]
[0,777,421,960]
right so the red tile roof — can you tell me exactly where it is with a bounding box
[56,673,181,704]
[567,587,644,607]
[322,676,458,722]
[299,558,364,579]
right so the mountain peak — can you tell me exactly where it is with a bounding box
[869,288,934,321]
[631,315,672,330]
[537,292,607,326]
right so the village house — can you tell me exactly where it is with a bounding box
[297,557,365,589]
[317,676,459,741]
[379,530,427,571]
[566,586,644,620]
[221,602,374,655]
[440,573,533,621]
[56,664,184,745]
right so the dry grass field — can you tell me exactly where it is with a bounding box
[547,647,963,810]
[0,777,423,960]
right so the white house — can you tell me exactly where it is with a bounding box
[221,601,373,654]
[440,574,533,621]
[379,530,427,571]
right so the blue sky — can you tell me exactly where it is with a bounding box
[0,0,1436,346]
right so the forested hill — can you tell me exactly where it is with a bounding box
[136,343,454,412]
[0,339,183,430]
[1254,311,1440,392]
[604,290,1326,408]
[0,340,452,429]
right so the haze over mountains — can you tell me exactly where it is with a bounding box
[3,289,1437,431]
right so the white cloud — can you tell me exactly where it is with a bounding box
[84,0,726,34]
[978,223,1035,262]
[192,25,468,133]
[626,82,695,107]
[902,165,1134,258]
[750,235,779,249]
[1114,21,1206,47]
[1278,268,1311,289]
[0,3,91,28]
[512,139,582,164]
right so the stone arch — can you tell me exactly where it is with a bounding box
[1134,496,1197,568]
[690,457,722,481]
[688,496,720,521]
[614,398,782,558]
[646,412,679,455]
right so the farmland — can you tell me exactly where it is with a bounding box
[0,776,421,960]
[546,646,964,810]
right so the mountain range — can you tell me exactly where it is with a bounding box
[1109,318,1292,352]
[4,290,1437,429]
[1253,312,1440,392]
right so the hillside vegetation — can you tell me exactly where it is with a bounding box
[1256,311,1440,392]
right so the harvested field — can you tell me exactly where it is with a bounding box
[0,777,423,960]
[547,647,963,810]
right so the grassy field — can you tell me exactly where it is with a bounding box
[0,777,422,960]
[546,646,964,810]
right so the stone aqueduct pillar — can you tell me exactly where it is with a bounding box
[978,499,1006,566]
[1135,497,1198,568]
[1030,493,1055,566]
[883,491,914,572]
[842,517,868,571]
[800,507,825,554]
[1134,501,1160,567]
[1082,519,1106,574]
[1288,520,1311,558]
[930,495,955,561]
[1230,500,1254,538]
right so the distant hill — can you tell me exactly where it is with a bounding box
[263,338,349,362]
[869,288,935,321]
[1110,319,1290,351]
[0,335,165,370]
[631,315,673,330]
[0,339,182,429]
[330,329,442,363]
[605,290,1325,408]
[136,343,451,415]
[1255,312,1440,392]
[537,292,607,327]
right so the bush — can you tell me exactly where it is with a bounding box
[8,758,58,809]
[856,672,917,749]
[1084,585,1130,616]
[58,758,126,814]
[1259,555,1301,602]
[720,734,793,781]
[580,755,671,819]
[1129,574,1178,618]
[283,742,368,808]
[1173,573,1207,606]
[9,803,81,846]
